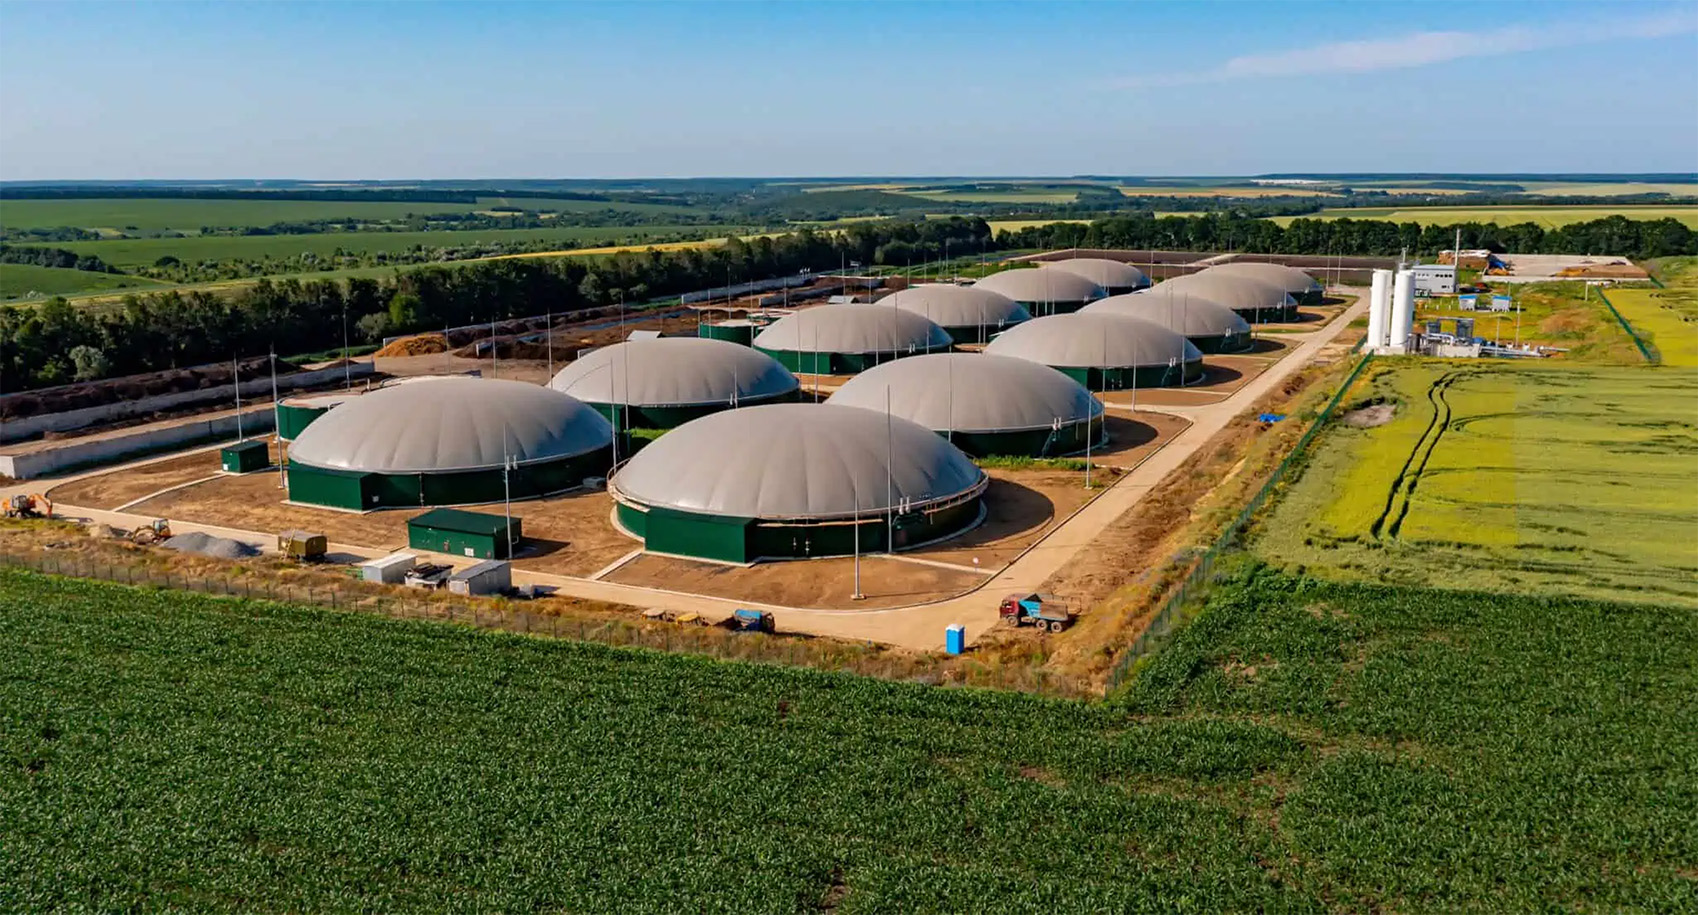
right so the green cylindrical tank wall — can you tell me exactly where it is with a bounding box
[615,492,983,563]
[756,344,951,375]
[1053,360,1204,390]
[698,322,755,346]
[942,415,1102,458]
[583,389,799,429]
[277,403,331,441]
[1190,332,1253,355]
[286,445,613,511]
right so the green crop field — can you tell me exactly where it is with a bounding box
[0,196,696,235]
[4,566,1694,911]
[1268,205,1698,228]
[902,189,1081,204]
[1254,362,1698,607]
[1606,287,1698,367]
[1517,181,1698,197]
[0,263,172,300]
[50,224,750,270]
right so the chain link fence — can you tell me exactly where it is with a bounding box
[1104,351,1375,693]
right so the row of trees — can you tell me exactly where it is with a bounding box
[999,213,1698,260]
[0,245,123,274]
[0,219,993,391]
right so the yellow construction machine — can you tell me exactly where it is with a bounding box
[2,493,52,520]
[130,519,172,545]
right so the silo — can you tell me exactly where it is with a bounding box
[609,403,988,562]
[1367,269,1391,352]
[1389,270,1415,350]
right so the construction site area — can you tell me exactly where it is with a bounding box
[3,252,1368,664]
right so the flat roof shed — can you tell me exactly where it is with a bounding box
[407,508,522,560]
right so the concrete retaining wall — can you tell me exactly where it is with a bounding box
[0,406,276,480]
[0,363,373,444]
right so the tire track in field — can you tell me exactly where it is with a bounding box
[1369,370,1460,541]
[1387,373,1459,539]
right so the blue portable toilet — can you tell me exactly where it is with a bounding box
[945,624,966,655]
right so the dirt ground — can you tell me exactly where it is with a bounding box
[375,311,704,387]
[1086,413,1190,468]
[46,446,247,510]
[606,551,984,611]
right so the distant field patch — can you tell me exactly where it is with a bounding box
[1255,362,1698,607]
[1517,181,1698,197]
[1118,186,1342,198]
[987,218,1090,233]
[1267,206,1698,228]
[1607,286,1698,367]
[0,263,171,301]
[902,189,1079,204]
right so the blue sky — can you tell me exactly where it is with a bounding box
[1,0,1694,179]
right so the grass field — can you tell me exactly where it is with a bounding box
[1416,280,1641,362]
[1518,181,1698,197]
[1267,205,1698,228]
[0,263,172,300]
[50,224,750,270]
[902,189,1081,204]
[986,218,1090,233]
[1606,286,1698,367]
[1254,362,1698,607]
[0,196,695,235]
[4,565,1694,911]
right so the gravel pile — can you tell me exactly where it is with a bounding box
[162,531,260,559]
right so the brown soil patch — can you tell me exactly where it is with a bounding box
[1077,413,1188,469]
[500,492,636,578]
[47,448,234,510]
[1343,403,1394,428]
[606,551,983,610]
[911,468,1114,570]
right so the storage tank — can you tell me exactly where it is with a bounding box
[1367,269,1391,352]
[1389,270,1415,350]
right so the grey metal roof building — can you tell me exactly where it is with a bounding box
[1200,262,1325,306]
[548,337,799,428]
[1159,272,1299,322]
[752,305,953,374]
[983,313,1204,389]
[610,402,988,562]
[1041,258,1152,295]
[825,353,1103,457]
[973,268,1105,316]
[875,284,1030,344]
[1082,290,1253,354]
[285,377,613,509]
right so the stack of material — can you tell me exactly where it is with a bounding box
[161,531,260,559]
[374,334,449,357]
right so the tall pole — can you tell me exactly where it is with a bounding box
[545,309,554,381]
[852,482,863,600]
[502,427,514,558]
[232,356,243,441]
[490,313,497,379]
[342,301,351,390]
[885,386,894,555]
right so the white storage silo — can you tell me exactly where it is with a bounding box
[1388,270,1415,351]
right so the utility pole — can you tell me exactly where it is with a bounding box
[545,309,554,381]
[852,481,863,601]
[232,356,243,441]
[885,386,894,555]
[342,301,351,390]
[269,346,283,488]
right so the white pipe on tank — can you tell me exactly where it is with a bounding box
[1389,270,1415,351]
[1368,269,1392,351]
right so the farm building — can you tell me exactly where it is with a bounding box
[1041,258,1152,295]
[973,268,1105,316]
[1082,290,1253,354]
[407,508,521,560]
[825,353,1103,457]
[1160,272,1299,322]
[983,313,1204,389]
[276,392,360,441]
[547,337,799,428]
[285,377,613,510]
[219,439,270,474]
[874,284,1030,344]
[1198,262,1323,307]
[752,305,953,374]
[610,403,988,562]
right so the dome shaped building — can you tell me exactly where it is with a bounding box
[1160,272,1298,322]
[1200,262,1324,307]
[610,403,988,562]
[285,378,613,509]
[1082,290,1253,354]
[1041,258,1151,295]
[752,305,952,374]
[984,313,1204,389]
[874,284,1030,344]
[973,268,1104,316]
[548,337,798,428]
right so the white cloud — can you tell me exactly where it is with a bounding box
[1114,9,1698,88]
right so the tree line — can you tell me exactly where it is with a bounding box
[0,219,993,391]
[0,245,123,274]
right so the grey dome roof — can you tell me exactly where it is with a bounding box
[826,353,1101,433]
[1041,258,1150,290]
[288,377,612,472]
[983,313,1203,369]
[874,284,1030,329]
[1083,291,1251,339]
[611,403,986,519]
[1200,262,1323,295]
[548,337,798,407]
[973,268,1104,304]
[752,305,952,355]
[1160,273,1295,313]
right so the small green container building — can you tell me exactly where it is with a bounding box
[220,439,271,474]
[407,508,521,560]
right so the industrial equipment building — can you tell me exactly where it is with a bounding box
[548,337,799,428]
[973,268,1105,316]
[752,305,953,374]
[1082,290,1253,354]
[1159,272,1298,322]
[610,403,988,562]
[1198,262,1323,307]
[875,284,1030,344]
[1040,258,1152,295]
[984,313,1205,388]
[825,353,1103,457]
[285,377,613,510]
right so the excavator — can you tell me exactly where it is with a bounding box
[2,493,52,520]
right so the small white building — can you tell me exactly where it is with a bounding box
[448,560,511,596]
[1410,264,1456,297]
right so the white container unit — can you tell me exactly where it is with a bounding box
[361,552,418,585]
[448,559,511,596]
